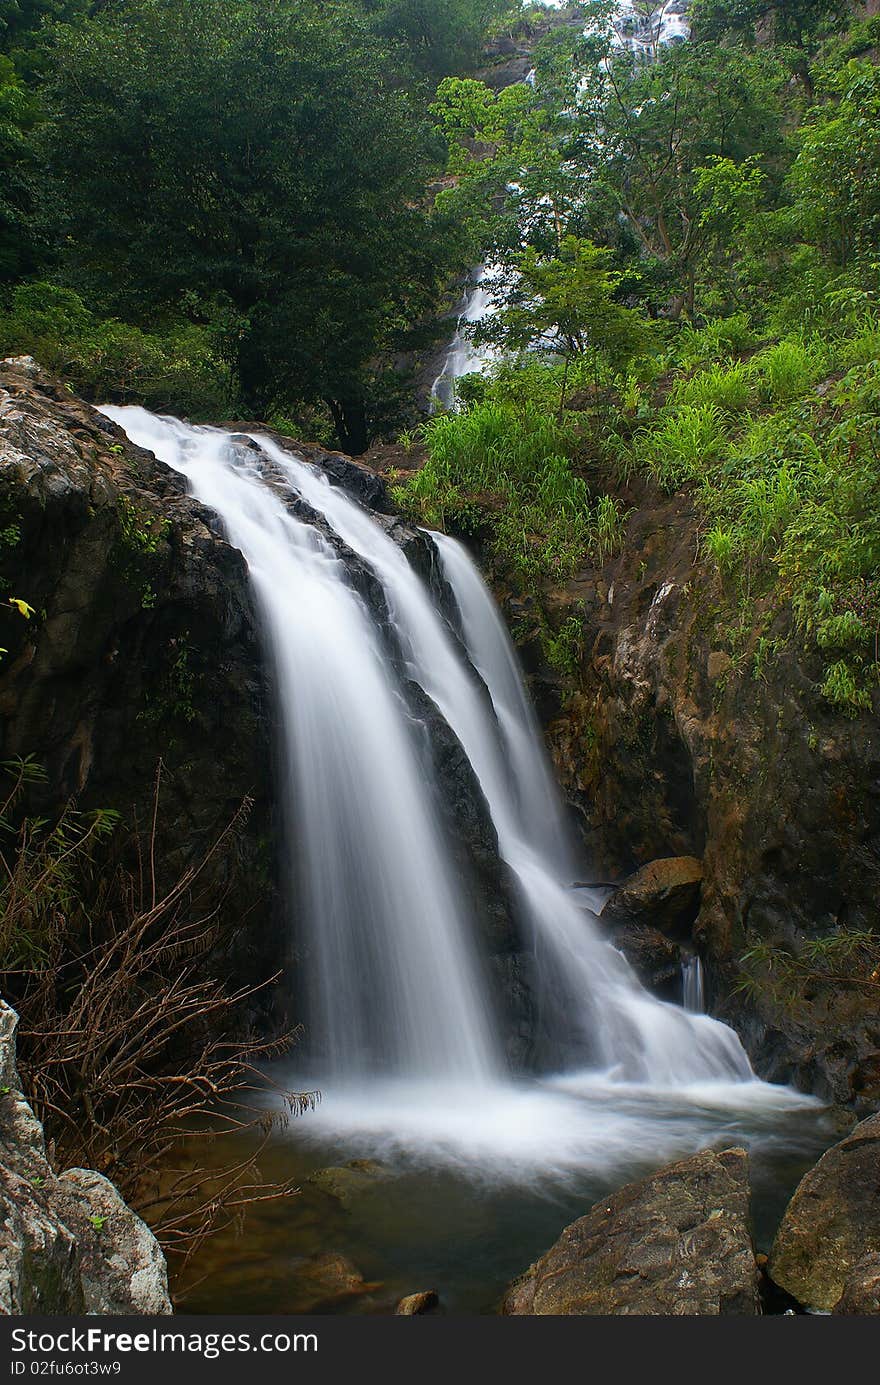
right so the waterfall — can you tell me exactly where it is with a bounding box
[104,404,752,1089]
[431,2,693,406]
[430,266,501,411]
[100,405,816,1173]
[100,407,499,1082]
[430,534,749,1085]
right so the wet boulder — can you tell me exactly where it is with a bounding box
[769,1113,880,1312]
[833,1256,880,1314]
[608,921,681,998]
[502,1147,760,1315]
[395,1290,439,1315]
[601,857,703,939]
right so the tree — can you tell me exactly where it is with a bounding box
[0,54,39,280]
[42,0,455,450]
[365,0,517,80]
[600,43,785,316]
[477,236,649,412]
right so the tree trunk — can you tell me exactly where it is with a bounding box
[328,396,369,456]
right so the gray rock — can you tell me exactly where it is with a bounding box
[769,1112,880,1312]
[502,1147,760,1315]
[0,999,171,1315]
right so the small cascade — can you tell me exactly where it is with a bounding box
[682,955,706,1014]
[430,266,501,411]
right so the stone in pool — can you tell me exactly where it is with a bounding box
[502,1147,760,1315]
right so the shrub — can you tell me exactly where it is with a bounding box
[636,403,729,491]
[671,359,754,413]
[0,760,312,1269]
[675,313,758,369]
[0,281,235,419]
[752,338,825,404]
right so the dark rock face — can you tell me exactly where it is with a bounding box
[0,357,282,999]
[609,922,682,998]
[769,1112,880,1312]
[517,480,880,1108]
[0,1000,170,1315]
[601,856,703,937]
[502,1147,760,1315]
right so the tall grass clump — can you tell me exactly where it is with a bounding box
[671,360,754,413]
[636,403,729,491]
[752,338,826,404]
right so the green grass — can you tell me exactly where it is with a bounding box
[635,402,730,491]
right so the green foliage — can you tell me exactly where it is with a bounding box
[0,283,235,417]
[543,614,584,677]
[476,237,650,380]
[671,360,754,413]
[0,757,119,967]
[751,338,825,403]
[40,0,460,451]
[635,403,730,491]
[396,393,624,587]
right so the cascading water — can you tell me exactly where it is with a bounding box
[682,955,706,1014]
[431,2,693,407]
[102,404,817,1180]
[100,408,498,1083]
[430,266,501,411]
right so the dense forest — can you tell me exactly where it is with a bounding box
[3,0,879,702]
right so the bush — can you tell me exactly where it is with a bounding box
[0,281,235,419]
[671,359,754,413]
[635,403,730,491]
[751,338,825,404]
[674,313,758,369]
[0,759,311,1267]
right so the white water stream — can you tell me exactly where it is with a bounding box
[102,405,816,1178]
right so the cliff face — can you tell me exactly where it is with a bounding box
[0,356,281,992]
[505,479,880,1110]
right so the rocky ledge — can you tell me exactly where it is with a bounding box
[0,999,171,1314]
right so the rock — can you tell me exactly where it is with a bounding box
[307,1160,387,1207]
[502,1147,760,1315]
[769,1113,880,1312]
[833,1255,880,1314]
[601,857,703,938]
[395,1290,439,1315]
[56,1170,171,1315]
[287,1252,380,1313]
[0,999,171,1315]
[609,922,681,998]
[539,477,880,1109]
